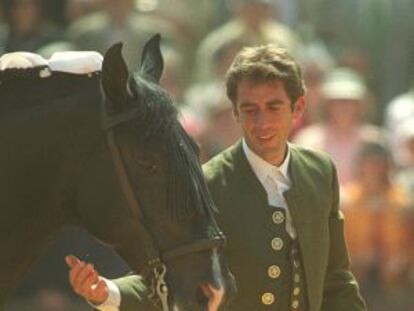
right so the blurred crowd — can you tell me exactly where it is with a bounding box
[1,0,414,310]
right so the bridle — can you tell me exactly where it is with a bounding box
[102,103,226,311]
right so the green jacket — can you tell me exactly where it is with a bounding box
[203,142,366,311]
[113,142,366,311]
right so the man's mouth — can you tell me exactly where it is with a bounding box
[257,133,275,141]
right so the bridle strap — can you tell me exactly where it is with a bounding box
[102,108,139,130]
[106,129,161,262]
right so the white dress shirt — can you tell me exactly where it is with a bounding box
[94,140,297,310]
[242,139,297,239]
[90,277,121,311]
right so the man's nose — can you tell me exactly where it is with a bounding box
[255,111,273,128]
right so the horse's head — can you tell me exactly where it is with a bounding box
[100,35,235,311]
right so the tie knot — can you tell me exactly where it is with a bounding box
[266,173,279,189]
[270,168,282,180]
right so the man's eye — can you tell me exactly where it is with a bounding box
[242,109,256,114]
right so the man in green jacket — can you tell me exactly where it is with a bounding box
[67,44,366,311]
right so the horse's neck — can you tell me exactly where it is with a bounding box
[1,75,114,304]
[0,74,106,273]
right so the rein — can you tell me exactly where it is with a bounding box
[102,105,226,311]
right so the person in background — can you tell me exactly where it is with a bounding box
[194,0,301,83]
[341,140,410,311]
[1,0,59,53]
[384,79,414,167]
[0,3,6,53]
[290,41,335,137]
[64,0,102,23]
[394,119,414,207]
[293,67,382,186]
[66,43,366,311]
[66,0,176,69]
[393,119,414,284]
[181,82,241,162]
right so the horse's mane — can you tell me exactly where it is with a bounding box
[134,77,217,221]
[167,123,217,221]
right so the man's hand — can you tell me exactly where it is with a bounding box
[66,255,109,305]
[201,283,224,311]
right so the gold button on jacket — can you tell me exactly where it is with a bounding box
[293,287,300,295]
[268,265,281,279]
[261,292,275,305]
[292,300,300,309]
[271,237,284,250]
[272,211,285,224]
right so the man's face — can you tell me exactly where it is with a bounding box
[233,79,305,165]
[325,99,361,129]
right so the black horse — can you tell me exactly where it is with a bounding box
[0,35,235,311]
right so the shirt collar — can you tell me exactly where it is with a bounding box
[242,139,291,184]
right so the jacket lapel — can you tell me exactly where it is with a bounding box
[283,146,324,311]
[230,141,269,205]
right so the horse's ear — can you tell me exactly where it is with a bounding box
[140,34,164,83]
[102,42,129,111]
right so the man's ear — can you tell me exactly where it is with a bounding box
[293,96,306,120]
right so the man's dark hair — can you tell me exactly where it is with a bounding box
[226,44,306,107]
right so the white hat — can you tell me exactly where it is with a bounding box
[397,118,414,141]
[322,68,367,100]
